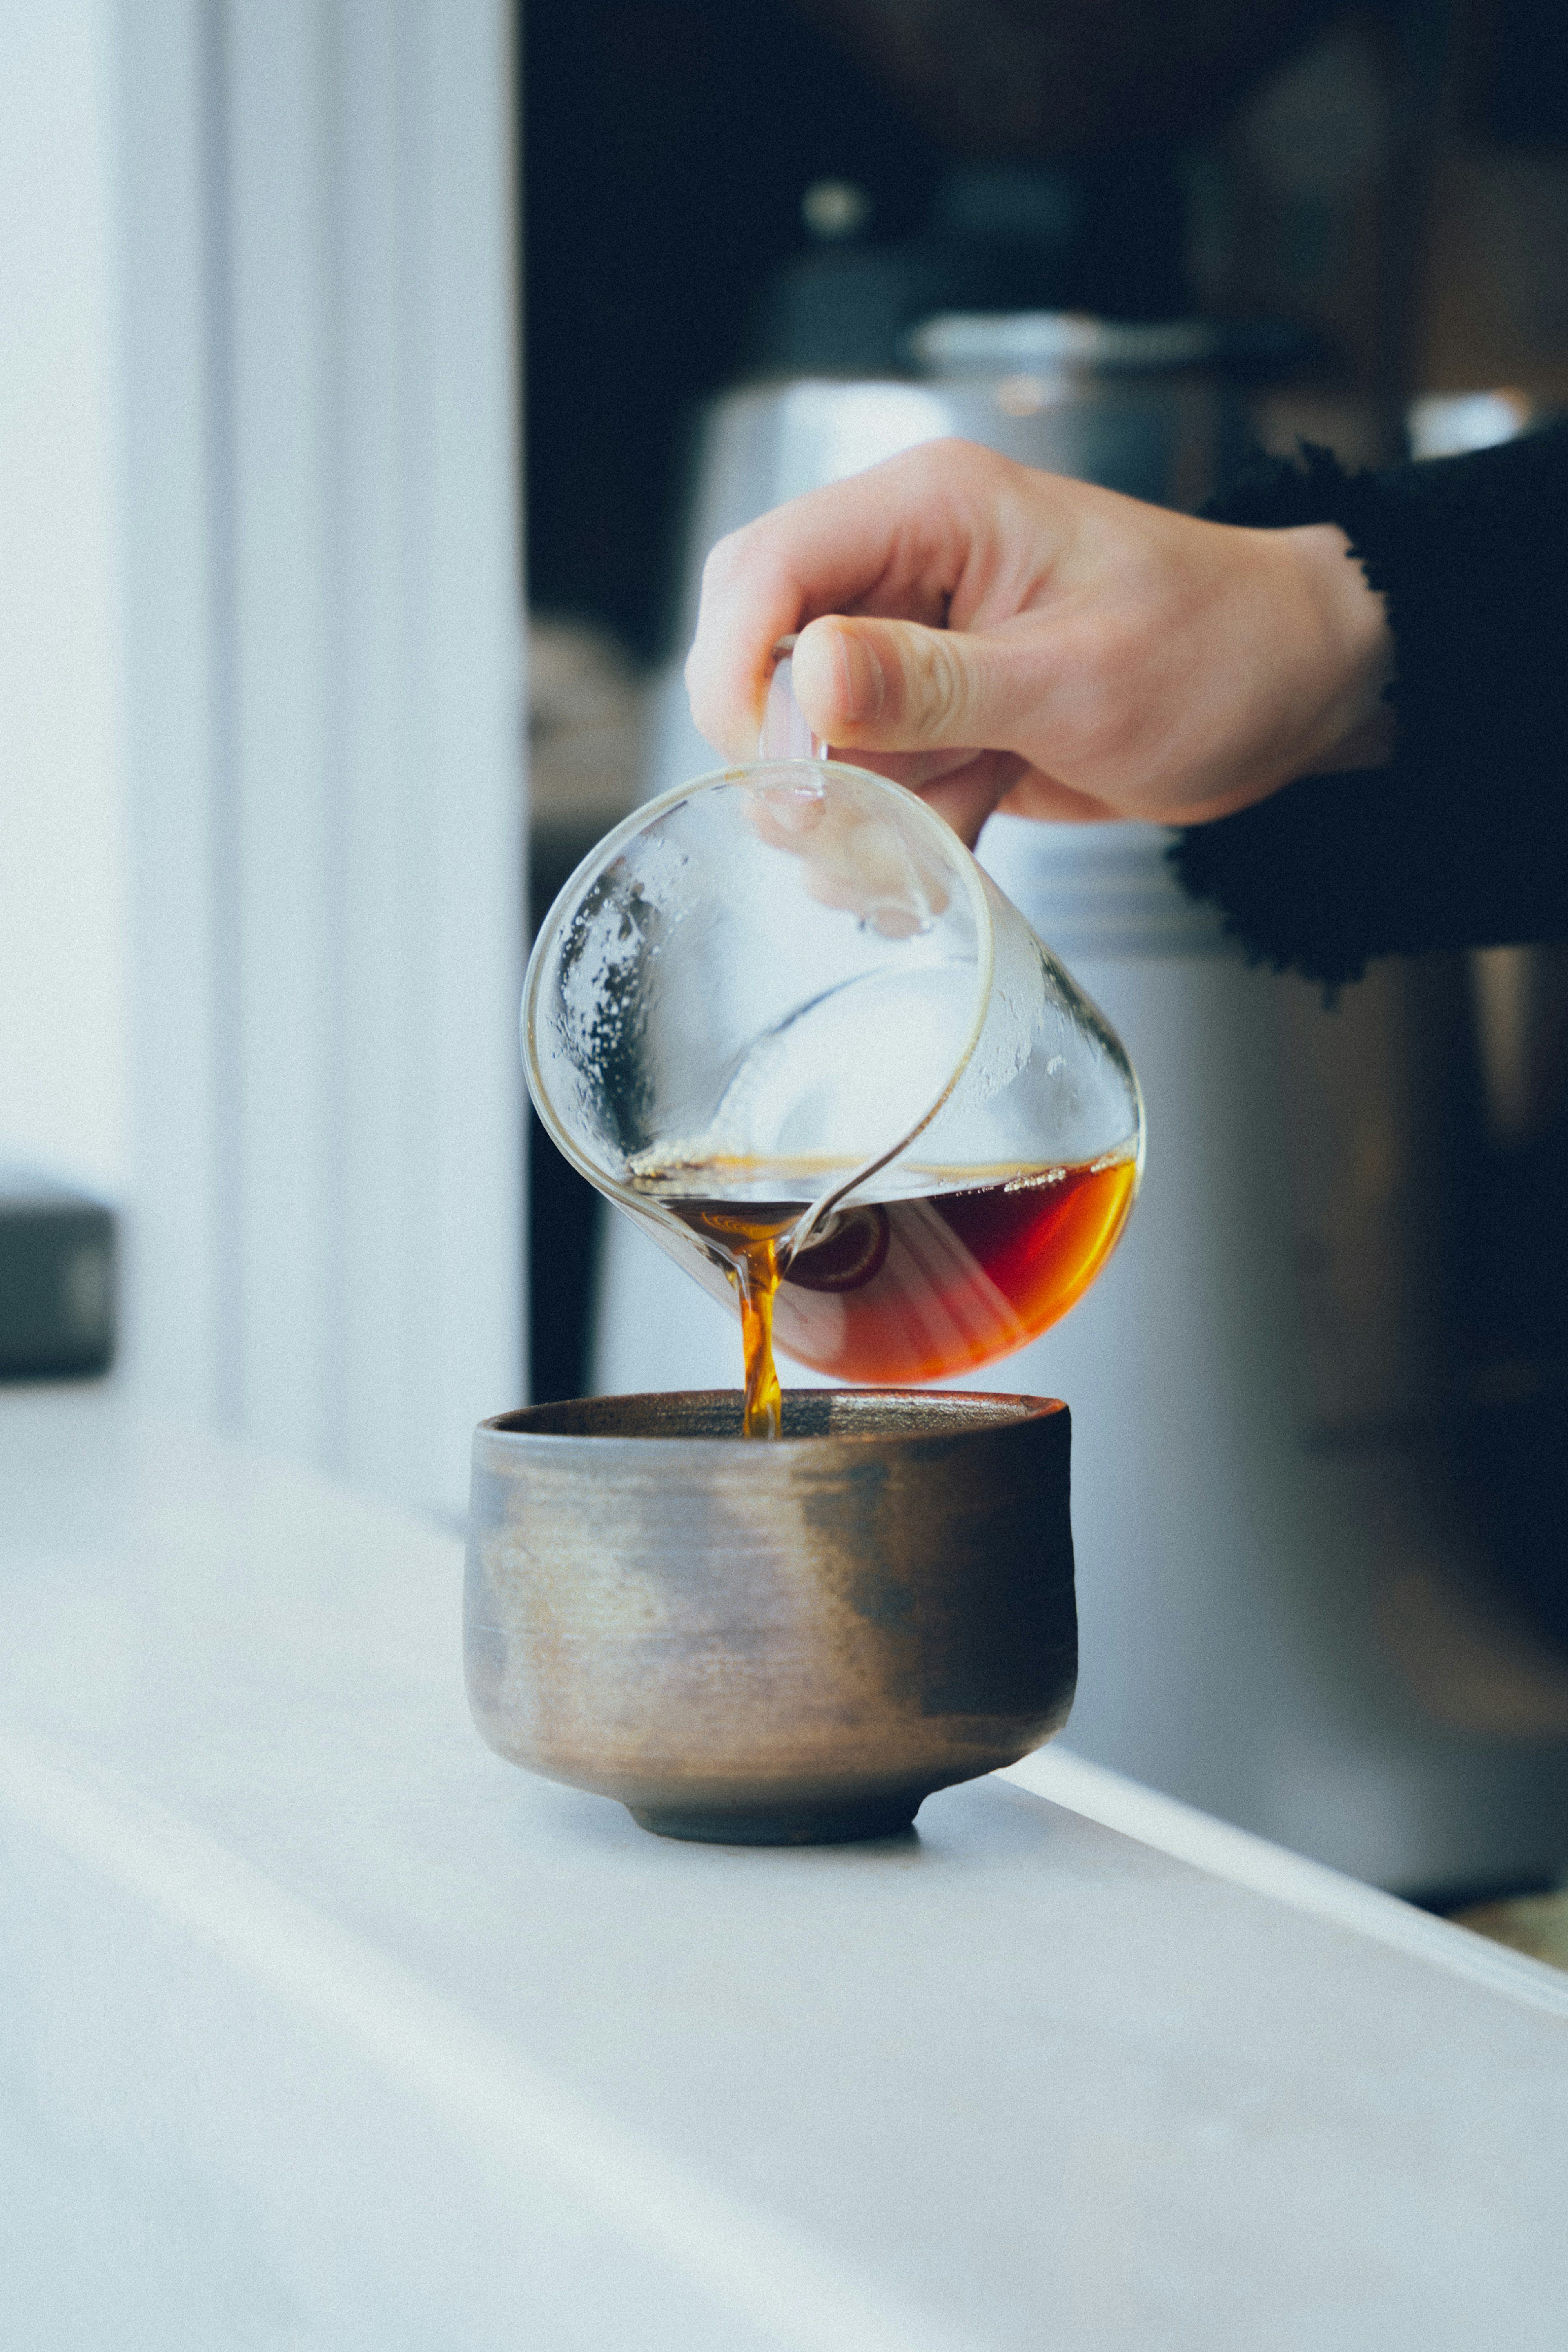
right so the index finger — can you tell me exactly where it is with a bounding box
[683,438,1011,760]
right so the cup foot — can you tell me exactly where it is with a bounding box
[628,1795,922,1846]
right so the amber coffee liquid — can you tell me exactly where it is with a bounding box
[637,1157,1138,1436]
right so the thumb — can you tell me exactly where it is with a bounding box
[792,614,1007,752]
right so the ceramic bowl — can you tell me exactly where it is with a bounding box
[465,1389,1076,1844]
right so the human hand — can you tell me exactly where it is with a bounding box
[685,439,1394,845]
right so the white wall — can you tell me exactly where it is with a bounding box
[2,1,524,1523]
[0,0,127,1197]
[115,0,525,1518]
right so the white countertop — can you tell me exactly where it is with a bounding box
[2,1385,1565,2351]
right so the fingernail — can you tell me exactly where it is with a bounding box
[831,626,884,725]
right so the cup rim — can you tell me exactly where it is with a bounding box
[475,1387,1066,1452]
[520,758,996,1239]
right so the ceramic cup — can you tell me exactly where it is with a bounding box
[465,1389,1076,1844]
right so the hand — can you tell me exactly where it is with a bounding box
[685,439,1394,845]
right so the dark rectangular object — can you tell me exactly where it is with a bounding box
[0,1175,117,1381]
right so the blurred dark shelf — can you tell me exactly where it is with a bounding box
[0,1176,116,1383]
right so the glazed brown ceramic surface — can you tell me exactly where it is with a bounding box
[465,1389,1076,1844]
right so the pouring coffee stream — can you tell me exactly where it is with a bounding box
[522,641,1145,1436]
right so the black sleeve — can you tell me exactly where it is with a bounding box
[1167,424,1568,988]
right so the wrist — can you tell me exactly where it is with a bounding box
[1278,522,1395,776]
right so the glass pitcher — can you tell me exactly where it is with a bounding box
[524,664,1144,1427]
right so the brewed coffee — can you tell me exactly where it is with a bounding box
[636,1154,1138,1434]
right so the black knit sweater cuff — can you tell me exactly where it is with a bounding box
[1167,427,1568,987]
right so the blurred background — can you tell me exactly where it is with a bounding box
[525,0,1568,1395]
[5,0,1568,1921]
